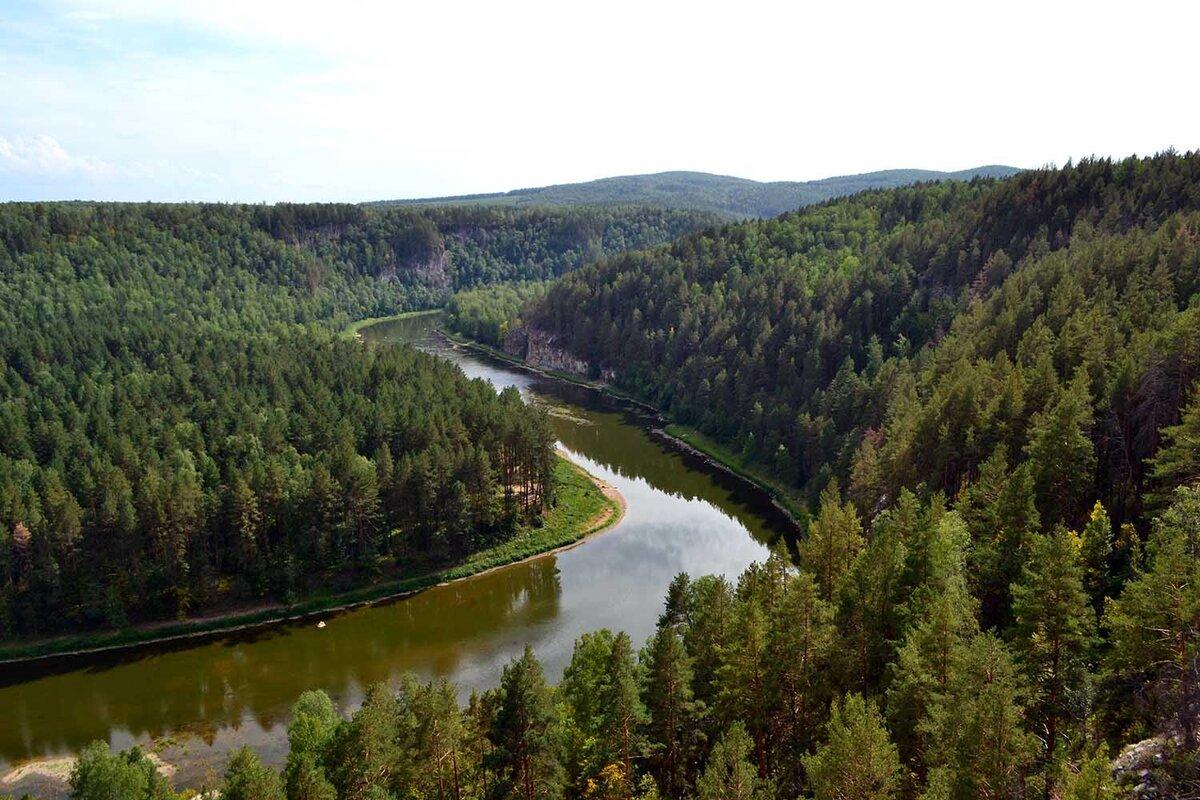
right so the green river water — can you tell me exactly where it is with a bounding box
[0,313,792,794]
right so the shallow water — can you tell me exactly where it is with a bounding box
[0,313,790,790]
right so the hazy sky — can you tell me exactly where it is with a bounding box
[2,0,1198,202]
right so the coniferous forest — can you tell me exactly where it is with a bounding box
[448,152,1199,797]
[0,202,707,637]
[8,154,1200,800]
[526,153,1200,531]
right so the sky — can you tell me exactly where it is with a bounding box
[1,0,1198,203]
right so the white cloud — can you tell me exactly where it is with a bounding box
[3,0,1199,201]
[0,134,112,177]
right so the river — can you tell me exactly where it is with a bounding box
[0,313,793,794]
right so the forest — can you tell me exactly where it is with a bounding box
[10,154,1200,798]
[525,153,1200,533]
[62,479,1199,799]
[0,200,705,637]
[446,282,549,348]
[385,167,1020,219]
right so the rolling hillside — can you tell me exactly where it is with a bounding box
[381,165,1021,218]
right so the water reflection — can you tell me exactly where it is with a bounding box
[0,313,788,790]
[2,558,562,770]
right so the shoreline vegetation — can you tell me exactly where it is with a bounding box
[0,302,804,664]
[439,327,811,528]
[339,307,443,340]
[0,454,623,666]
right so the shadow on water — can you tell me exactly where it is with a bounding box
[0,311,796,787]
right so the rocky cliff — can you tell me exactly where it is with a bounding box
[504,326,591,376]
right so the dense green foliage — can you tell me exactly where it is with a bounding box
[447,282,549,347]
[0,201,672,638]
[386,167,1020,220]
[77,475,1200,798]
[20,153,1200,797]
[525,153,1200,536]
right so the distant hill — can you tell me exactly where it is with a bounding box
[379,166,1022,218]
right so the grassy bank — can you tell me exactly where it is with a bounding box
[340,308,443,340]
[441,325,808,528]
[0,456,619,665]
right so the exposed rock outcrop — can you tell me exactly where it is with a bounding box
[504,326,591,376]
[378,247,449,289]
[1111,734,1200,798]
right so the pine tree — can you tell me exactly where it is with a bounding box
[957,446,1040,628]
[1148,386,1200,507]
[408,678,472,800]
[764,570,835,794]
[887,515,978,782]
[1078,502,1112,613]
[1024,373,1096,526]
[488,645,565,800]
[229,477,262,571]
[326,683,404,800]
[563,629,620,788]
[1105,486,1200,746]
[888,573,979,786]
[284,690,339,800]
[658,573,691,631]
[1011,529,1095,773]
[599,632,651,796]
[70,742,177,800]
[920,634,1034,800]
[804,694,901,800]
[681,574,735,723]
[562,630,649,795]
[798,481,864,599]
[837,520,907,690]
[222,747,284,800]
[694,723,771,800]
[342,454,382,564]
[641,626,700,800]
[715,599,769,774]
[1058,749,1116,800]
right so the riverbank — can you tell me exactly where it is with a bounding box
[442,329,810,528]
[340,308,443,340]
[1,753,178,800]
[0,456,623,666]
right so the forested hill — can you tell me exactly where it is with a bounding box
[381,165,1021,218]
[523,152,1200,533]
[0,201,705,639]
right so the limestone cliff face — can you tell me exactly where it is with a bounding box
[378,247,449,289]
[504,326,591,376]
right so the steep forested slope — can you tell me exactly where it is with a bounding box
[525,153,1200,532]
[385,166,1020,218]
[0,201,703,637]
